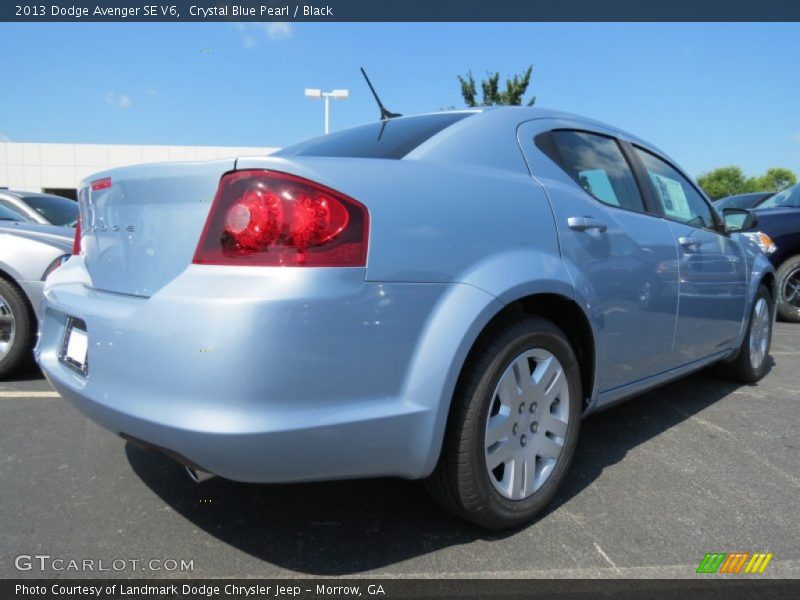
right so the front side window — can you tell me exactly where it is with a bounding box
[635,148,715,230]
[540,130,646,213]
[757,183,800,209]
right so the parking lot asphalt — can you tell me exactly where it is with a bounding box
[1,323,798,579]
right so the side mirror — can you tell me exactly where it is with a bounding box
[722,208,758,233]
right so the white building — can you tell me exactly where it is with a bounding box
[0,142,278,200]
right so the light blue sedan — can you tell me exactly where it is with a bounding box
[36,108,775,529]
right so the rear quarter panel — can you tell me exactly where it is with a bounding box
[235,154,577,474]
[234,156,568,290]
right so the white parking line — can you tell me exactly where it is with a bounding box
[0,391,60,398]
[593,542,620,572]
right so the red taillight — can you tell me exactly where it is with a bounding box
[91,177,112,191]
[193,170,369,267]
[72,216,82,255]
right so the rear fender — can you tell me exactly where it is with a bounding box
[405,249,583,476]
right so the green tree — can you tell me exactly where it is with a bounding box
[458,66,536,107]
[696,166,750,200]
[698,166,798,200]
[752,167,797,193]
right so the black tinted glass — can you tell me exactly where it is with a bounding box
[22,195,79,226]
[716,193,771,210]
[276,113,473,159]
[540,130,646,212]
[757,184,800,209]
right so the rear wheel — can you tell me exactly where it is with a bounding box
[776,255,800,323]
[718,285,773,383]
[0,278,35,379]
[425,316,582,530]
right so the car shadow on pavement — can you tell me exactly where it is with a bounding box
[541,368,760,517]
[6,361,47,382]
[125,368,759,575]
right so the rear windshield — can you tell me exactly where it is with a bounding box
[275,112,474,160]
[21,194,79,226]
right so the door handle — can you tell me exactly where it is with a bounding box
[568,216,607,232]
[678,236,702,249]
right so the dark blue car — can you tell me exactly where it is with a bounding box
[715,191,774,211]
[740,183,800,322]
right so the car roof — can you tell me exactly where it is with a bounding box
[1,190,72,200]
[397,106,675,176]
[395,106,654,143]
[472,106,659,144]
[721,192,772,200]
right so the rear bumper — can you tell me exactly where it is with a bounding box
[36,258,456,482]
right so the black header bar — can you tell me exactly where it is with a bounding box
[2,1,800,22]
[5,579,800,600]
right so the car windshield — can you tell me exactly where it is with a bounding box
[275,112,474,159]
[757,183,800,209]
[21,194,79,226]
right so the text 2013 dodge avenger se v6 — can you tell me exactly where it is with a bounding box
[37,108,775,529]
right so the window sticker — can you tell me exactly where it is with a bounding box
[650,173,692,221]
[579,169,619,206]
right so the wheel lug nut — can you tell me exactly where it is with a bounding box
[518,403,525,414]
[520,435,527,447]
[530,422,538,433]
[529,402,537,413]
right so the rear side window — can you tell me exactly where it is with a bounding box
[275,113,473,159]
[537,130,646,212]
[634,148,715,230]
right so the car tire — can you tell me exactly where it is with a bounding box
[0,278,35,379]
[425,315,582,530]
[775,255,800,323]
[717,284,774,384]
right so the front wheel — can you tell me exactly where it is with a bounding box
[425,316,582,530]
[718,285,774,383]
[0,278,35,379]
[776,255,800,323]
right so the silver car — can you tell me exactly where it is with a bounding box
[0,206,72,377]
[37,108,775,529]
[0,190,79,227]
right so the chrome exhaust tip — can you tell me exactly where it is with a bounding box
[186,466,215,483]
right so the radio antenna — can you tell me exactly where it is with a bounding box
[360,67,402,121]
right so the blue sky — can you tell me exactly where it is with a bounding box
[0,22,798,178]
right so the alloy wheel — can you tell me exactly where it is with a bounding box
[783,268,800,309]
[0,293,16,361]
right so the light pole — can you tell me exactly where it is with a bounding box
[304,88,349,135]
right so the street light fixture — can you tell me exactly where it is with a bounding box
[305,88,349,134]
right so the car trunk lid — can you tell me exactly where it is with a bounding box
[79,159,235,297]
